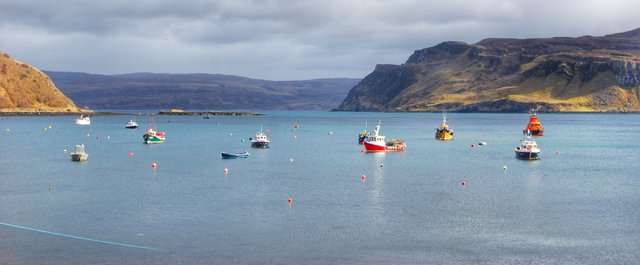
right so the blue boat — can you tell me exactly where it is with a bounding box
[221,151,250,159]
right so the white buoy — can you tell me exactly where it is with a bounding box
[328,131,333,135]
[503,165,508,170]
[289,158,294,163]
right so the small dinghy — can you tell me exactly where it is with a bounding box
[221,151,250,159]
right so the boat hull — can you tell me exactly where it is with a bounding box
[143,135,165,144]
[70,153,88,162]
[125,125,138,129]
[363,141,406,152]
[435,130,453,140]
[515,150,540,160]
[221,152,250,159]
[251,141,270,149]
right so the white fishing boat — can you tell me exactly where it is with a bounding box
[70,144,88,162]
[250,126,270,149]
[515,133,541,160]
[75,115,90,125]
[125,119,138,129]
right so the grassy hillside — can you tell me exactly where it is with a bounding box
[337,29,640,112]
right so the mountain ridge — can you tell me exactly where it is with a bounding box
[336,28,640,112]
[47,71,360,110]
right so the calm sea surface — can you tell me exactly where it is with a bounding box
[1,111,639,264]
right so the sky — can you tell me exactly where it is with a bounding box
[1,0,639,80]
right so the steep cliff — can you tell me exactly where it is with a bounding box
[337,28,640,112]
[0,52,82,112]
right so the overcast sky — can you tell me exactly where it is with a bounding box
[1,0,638,80]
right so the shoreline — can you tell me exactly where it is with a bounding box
[0,110,266,116]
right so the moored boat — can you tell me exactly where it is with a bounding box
[143,116,165,144]
[125,119,138,129]
[524,110,544,136]
[221,151,250,159]
[435,114,453,140]
[363,121,406,152]
[515,133,541,160]
[70,144,88,162]
[250,126,270,149]
[75,115,90,125]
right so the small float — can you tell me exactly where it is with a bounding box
[70,144,88,162]
[143,116,165,144]
[515,132,541,160]
[524,109,544,136]
[221,151,250,159]
[435,114,453,140]
[363,121,406,152]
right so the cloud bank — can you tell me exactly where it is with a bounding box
[1,0,638,80]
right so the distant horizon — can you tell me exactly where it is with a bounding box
[42,69,363,82]
[1,0,638,80]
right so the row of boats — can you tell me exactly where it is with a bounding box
[71,111,545,161]
[357,111,545,160]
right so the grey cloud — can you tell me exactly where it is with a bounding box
[0,0,638,80]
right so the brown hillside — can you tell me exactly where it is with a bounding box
[0,52,82,112]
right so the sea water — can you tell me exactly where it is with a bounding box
[0,112,639,264]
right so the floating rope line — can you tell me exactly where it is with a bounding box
[0,222,157,251]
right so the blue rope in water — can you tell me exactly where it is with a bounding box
[0,221,157,251]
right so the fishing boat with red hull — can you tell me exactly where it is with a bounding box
[363,121,406,152]
[524,110,544,136]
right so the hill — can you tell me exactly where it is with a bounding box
[47,71,360,110]
[0,52,82,112]
[336,28,640,112]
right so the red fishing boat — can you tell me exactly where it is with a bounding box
[523,110,544,136]
[363,121,406,152]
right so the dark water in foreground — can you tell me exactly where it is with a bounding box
[1,111,639,264]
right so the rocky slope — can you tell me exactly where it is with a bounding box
[336,28,640,112]
[0,52,82,112]
[47,72,360,110]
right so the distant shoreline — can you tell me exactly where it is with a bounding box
[0,110,266,116]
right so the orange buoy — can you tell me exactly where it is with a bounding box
[288,197,293,204]
[266,129,271,133]
[151,162,157,168]
[360,149,364,153]
[128,152,134,157]
[361,175,366,181]
[224,168,229,174]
